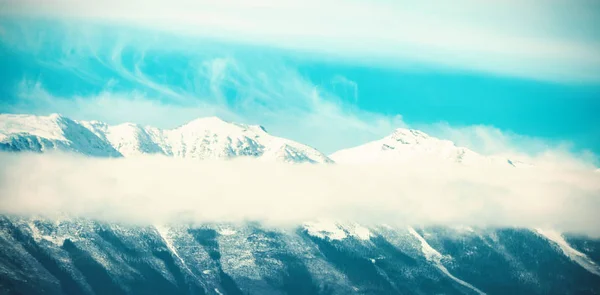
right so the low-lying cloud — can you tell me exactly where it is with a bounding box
[1,152,599,236]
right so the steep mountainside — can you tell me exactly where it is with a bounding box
[0,217,599,295]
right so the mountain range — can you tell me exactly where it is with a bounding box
[0,114,332,164]
[0,113,521,167]
[1,113,599,295]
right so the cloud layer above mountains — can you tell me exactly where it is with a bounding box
[3,0,600,82]
[1,152,599,236]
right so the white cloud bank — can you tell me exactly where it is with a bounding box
[1,152,599,236]
[2,0,600,82]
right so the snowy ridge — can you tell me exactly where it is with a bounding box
[1,113,531,166]
[0,114,121,157]
[303,220,348,241]
[154,225,195,276]
[302,220,372,241]
[535,229,600,276]
[330,127,519,167]
[408,227,487,295]
[0,114,332,163]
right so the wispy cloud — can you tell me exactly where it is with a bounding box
[1,15,595,162]
[0,26,595,163]
[11,81,232,128]
[0,21,404,153]
[1,152,599,235]
[2,0,600,82]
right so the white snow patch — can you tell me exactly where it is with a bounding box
[154,225,195,276]
[27,222,70,246]
[408,227,444,262]
[408,227,486,295]
[347,223,372,240]
[0,114,66,141]
[330,127,517,168]
[218,228,263,280]
[380,224,394,230]
[535,229,600,276]
[303,220,347,240]
[218,228,237,236]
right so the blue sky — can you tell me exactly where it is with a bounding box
[0,0,599,161]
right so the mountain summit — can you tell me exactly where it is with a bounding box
[330,127,519,167]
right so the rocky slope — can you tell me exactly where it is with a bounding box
[0,217,599,295]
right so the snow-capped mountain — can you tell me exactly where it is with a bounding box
[1,113,531,167]
[0,114,332,164]
[2,115,599,294]
[330,128,522,167]
[0,114,122,157]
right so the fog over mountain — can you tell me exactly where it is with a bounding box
[1,1,599,291]
[0,111,599,294]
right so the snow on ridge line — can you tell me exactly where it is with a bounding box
[0,113,123,157]
[408,227,487,295]
[303,220,347,240]
[407,227,444,262]
[302,220,372,241]
[1,113,539,168]
[0,113,332,164]
[535,229,600,276]
[329,126,523,168]
[154,225,196,276]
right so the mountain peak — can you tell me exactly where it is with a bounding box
[389,128,431,144]
[175,116,243,134]
[182,116,229,126]
[177,117,271,137]
[330,126,518,167]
